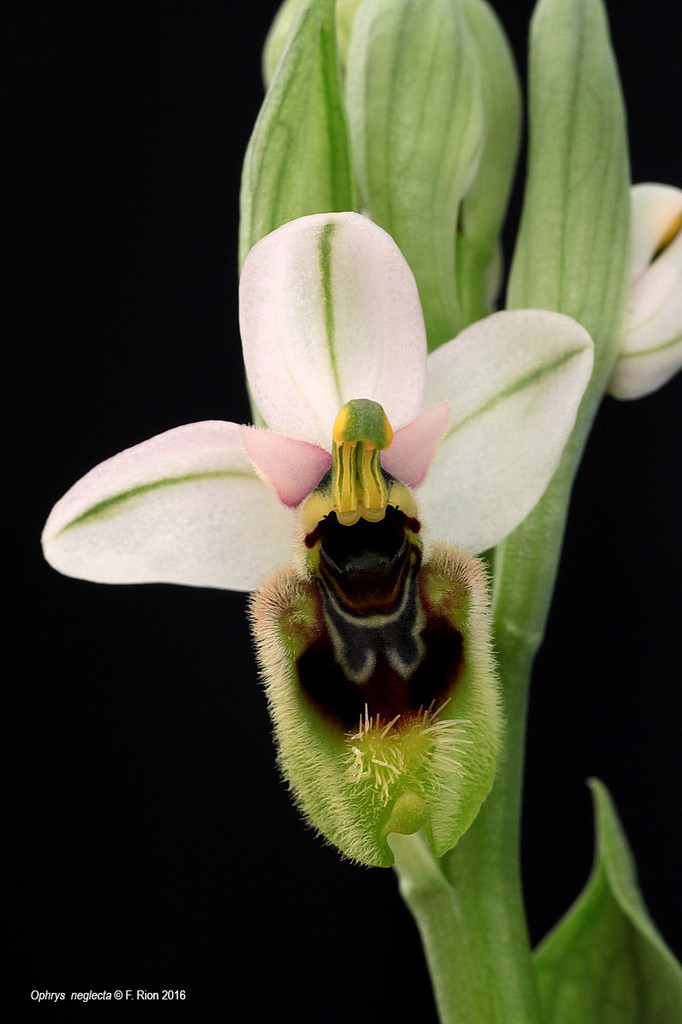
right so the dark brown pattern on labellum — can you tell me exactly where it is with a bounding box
[298,508,464,729]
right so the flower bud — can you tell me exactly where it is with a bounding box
[506,0,630,389]
[240,0,353,269]
[262,0,301,87]
[455,0,521,324]
[263,0,363,87]
[608,184,682,400]
[346,0,484,349]
[249,401,501,866]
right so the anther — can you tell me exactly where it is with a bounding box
[331,399,394,524]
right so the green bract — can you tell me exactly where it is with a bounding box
[507,0,630,388]
[456,0,521,324]
[345,0,484,349]
[263,0,363,84]
[239,0,354,268]
[490,0,632,658]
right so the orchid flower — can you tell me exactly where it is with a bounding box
[609,183,682,400]
[42,212,593,865]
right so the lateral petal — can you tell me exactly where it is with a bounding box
[239,212,427,446]
[419,310,593,553]
[241,426,331,507]
[42,421,295,592]
[381,402,450,488]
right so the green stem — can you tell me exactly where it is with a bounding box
[392,453,581,1024]
[391,832,493,1024]
[393,395,613,1023]
[441,629,540,1017]
[393,629,542,1024]
[392,0,631,1008]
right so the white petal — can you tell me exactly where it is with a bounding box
[241,426,331,507]
[629,183,682,282]
[239,212,427,447]
[419,310,593,553]
[609,185,682,400]
[42,421,296,592]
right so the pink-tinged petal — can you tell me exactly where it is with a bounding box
[420,310,593,553]
[241,426,331,507]
[239,212,427,447]
[42,421,296,592]
[381,403,450,487]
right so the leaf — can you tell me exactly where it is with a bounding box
[239,0,354,268]
[535,779,682,1024]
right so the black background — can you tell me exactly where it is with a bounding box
[6,1,681,1021]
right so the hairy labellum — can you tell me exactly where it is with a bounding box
[250,401,501,867]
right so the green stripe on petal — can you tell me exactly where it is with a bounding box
[239,213,427,446]
[619,334,682,359]
[42,422,296,592]
[609,333,682,400]
[420,310,593,554]
[444,347,589,441]
[57,471,253,533]
[318,221,341,396]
